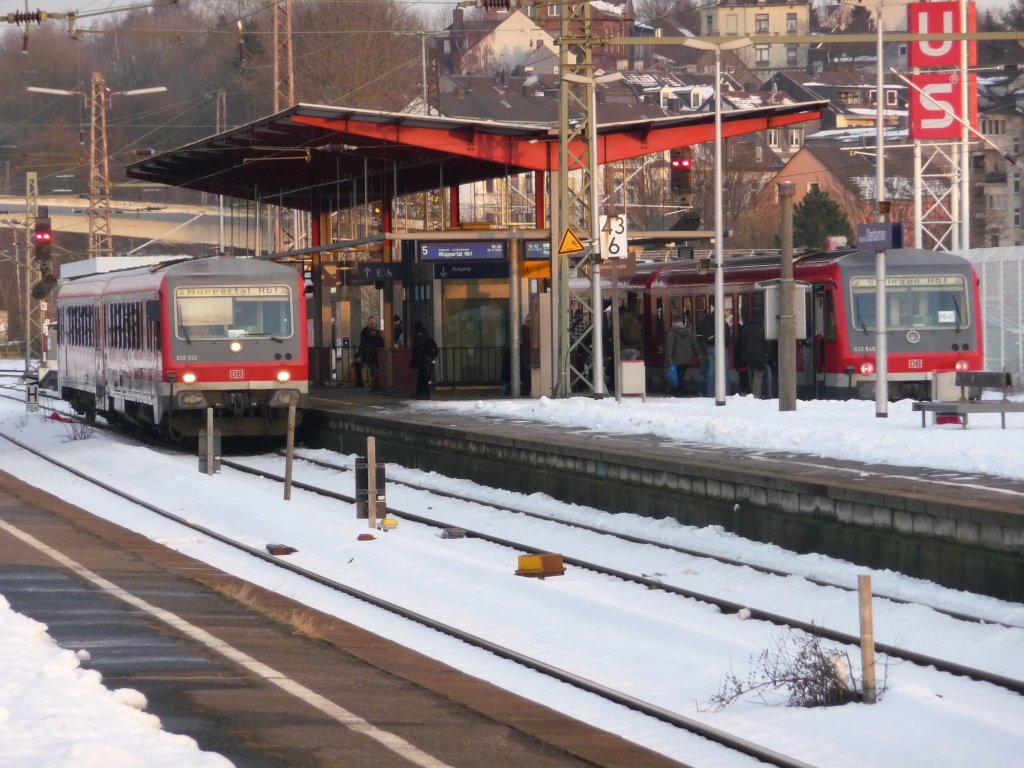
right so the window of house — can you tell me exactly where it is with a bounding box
[755,14,769,33]
[547,4,558,16]
[789,128,802,148]
[755,45,770,65]
[868,89,877,104]
[787,44,798,66]
[706,13,714,32]
[886,89,898,106]
[767,128,779,148]
[691,90,702,109]
[808,181,821,194]
[755,145,763,163]
[787,13,797,33]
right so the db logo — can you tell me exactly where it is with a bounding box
[908,359,924,369]
[229,369,245,379]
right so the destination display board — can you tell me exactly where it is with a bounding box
[420,242,506,262]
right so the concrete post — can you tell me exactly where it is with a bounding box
[778,182,797,412]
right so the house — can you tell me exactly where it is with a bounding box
[441,8,559,76]
[700,0,812,74]
[752,136,925,245]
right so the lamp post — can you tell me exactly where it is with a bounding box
[683,37,752,405]
[28,75,167,258]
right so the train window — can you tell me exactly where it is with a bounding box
[682,296,693,326]
[750,292,765,321]
[174,285,293,340]
[669,296,680,323]
[849,274,969,332]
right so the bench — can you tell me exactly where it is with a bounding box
[912,371,1024,429]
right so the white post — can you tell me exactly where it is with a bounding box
[874,1,888,418]
[284,403,296,500]
[713,45,726,406]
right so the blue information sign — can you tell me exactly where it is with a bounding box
[433,261,509,280]
[856,222,904,252]
[420,241,506,261]
[524,241,551,260]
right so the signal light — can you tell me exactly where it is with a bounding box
[669,148,692,204]
[859,362,875,375]
[954,360,970,371]
[33,216,52,247]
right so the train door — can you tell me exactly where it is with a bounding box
[807,285,835,398]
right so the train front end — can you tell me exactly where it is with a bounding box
[834,249,984,401]
[162,260,308,438]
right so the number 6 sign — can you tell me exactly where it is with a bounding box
[599,214,627,261]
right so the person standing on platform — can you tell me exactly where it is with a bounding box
[392,315,405,348]
[619,305,642,360]
[409,320,438,399]
[664,311,701,396]
[697,301,728,397]
[358,315,385,391]
[742,314,768,398]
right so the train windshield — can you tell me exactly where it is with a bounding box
[848,274,968,332]
[173,285,293,341]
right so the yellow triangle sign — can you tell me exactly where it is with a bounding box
[557,227,585,256]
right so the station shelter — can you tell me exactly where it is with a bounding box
[128,100,825,395]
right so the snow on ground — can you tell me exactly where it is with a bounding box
[1,363,1023,767]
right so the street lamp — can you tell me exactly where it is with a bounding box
[682,36,752,406]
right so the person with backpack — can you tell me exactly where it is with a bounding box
[409,320,438,399]
[664,310,702,396]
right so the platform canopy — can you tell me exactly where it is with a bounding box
[127,101,827,213]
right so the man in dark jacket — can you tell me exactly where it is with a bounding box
[358,316,385,391]
[743,316,768,399]
[409,320,438,399]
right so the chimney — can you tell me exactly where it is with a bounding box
[453,8,464,28]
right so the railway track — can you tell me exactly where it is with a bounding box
[280,450,1024,632]
[3,381,1023,767]
[0,424,824,768]
[225,452,1024,697]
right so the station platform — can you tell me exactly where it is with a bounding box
[304,385,1024,601]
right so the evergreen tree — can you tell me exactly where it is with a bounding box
[792,189,853,249]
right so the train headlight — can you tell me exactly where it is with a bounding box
[859,362,875,376]
[182,372,197,384]
[276,370,291,383]
[229,341,243,353]
[955,359,970,371]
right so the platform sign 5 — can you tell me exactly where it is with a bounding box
[908,1,978,141]
[599,214,627,260]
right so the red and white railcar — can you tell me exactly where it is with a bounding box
[617,247,983,400]
[55,256,308,438]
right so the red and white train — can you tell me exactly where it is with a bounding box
[55,256,308,438]
[617,247,983,400]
